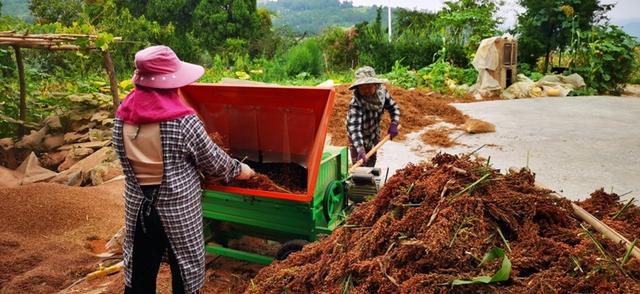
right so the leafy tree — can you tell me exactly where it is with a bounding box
[193,0,260,56]
[436,0,501,53]
[373,7,383,37]
[516,0,613,72]
[353,20,392,71]
[128,0,199,34]
[570,25,637,94]
[320,26,358,70]
[92,0,175,72]
[29,0,83,25]
[114,0,201,60]
[284,38,323,77]
[116,0,263,61]
[114,0,148,16]
[250,8,290,57]
[394,8,438,36]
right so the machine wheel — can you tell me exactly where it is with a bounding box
[323,180,346,223]
[275,239,309,260]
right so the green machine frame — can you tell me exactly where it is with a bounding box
[202,146,349,264]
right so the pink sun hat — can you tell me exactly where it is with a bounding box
[131,45,205,89]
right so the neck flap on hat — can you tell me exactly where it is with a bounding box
[116,87,195,125]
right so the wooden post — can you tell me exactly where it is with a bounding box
[102,49,120,113]
[13,46,26,137]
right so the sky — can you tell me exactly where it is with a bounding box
[349,0,640,27]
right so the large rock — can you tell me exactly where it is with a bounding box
[58,147,95,171]
[40,150,69,170]
[64,132,90,144]
[89,128,113,142]
[42,134,65,150]
[58,140,111,151]
[90,111,111,123]
[15,126,48,149]
[15,152,58,185]
[89,160,123,185]
[44,115,63,131]
[70,121,97,133]
[52,147,116,186]
[0,147,31,169]
[0,138,14,150]
[50,168,83,186]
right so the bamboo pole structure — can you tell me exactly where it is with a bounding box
[12,46,26,137]
[102,50,120,111]
[0,32,123,131]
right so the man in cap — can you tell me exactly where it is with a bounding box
[347,66,400,167]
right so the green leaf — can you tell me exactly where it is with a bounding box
[451,247,511,286]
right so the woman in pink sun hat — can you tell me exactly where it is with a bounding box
[112,45,255,294]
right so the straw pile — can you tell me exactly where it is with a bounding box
[248,154,640,293]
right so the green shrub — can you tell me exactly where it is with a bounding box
[284,39,324,77]
[446,44,469,68]
[319,26,358,70]
[630,47,640,84]
[417,60,476,94]
[259,57,289,83]
[570,25,638,95]
[391,31,441,70]
[354,25,469,73]
[382,60,418,89]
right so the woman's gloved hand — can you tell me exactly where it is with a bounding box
[388,122,399,140]
[237,163,256,180]
[357,148,368,165]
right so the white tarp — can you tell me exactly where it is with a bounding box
[470,36,504,95]
[502,73,586,99]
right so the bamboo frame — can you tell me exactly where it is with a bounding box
[0,32,122,133]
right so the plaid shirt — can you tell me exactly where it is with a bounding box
[113,114,240,293]
[346,85,400,150]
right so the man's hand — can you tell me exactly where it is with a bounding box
[357,148,368,165]
[237,163,256,180]
[388,122,399,140]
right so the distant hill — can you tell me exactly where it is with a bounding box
[1,0,31,21]
[613,19,640,40]
[2,0,384,34]
[260,0,387,34]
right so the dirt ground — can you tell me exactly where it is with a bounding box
[623,84,640,96]
[0,181,124,293]
[70,256,264,293]
[328,84,469,147]
[0,179,267,293]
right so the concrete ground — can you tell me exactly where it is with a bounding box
[376,96,640,201]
